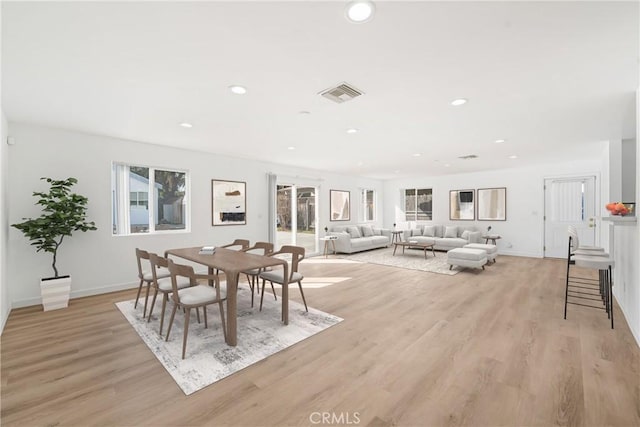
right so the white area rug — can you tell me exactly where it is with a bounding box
[335,246,459,275]
[116,285,342,395]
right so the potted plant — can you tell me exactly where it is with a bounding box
[12,177,97,311]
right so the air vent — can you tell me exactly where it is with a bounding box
[319,82,364,103]
[458,154,479,160]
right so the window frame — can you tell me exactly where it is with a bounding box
[112,162,191,236]
[404,188,433,221]
[361,188,376,222]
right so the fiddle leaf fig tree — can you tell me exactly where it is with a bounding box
[12,177,97,278]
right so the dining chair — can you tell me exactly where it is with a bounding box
[258,245,308,319]
[215,239,251,275]
[135,248,170,317]
[147,253,192,336]
[166,259,227,359]
[241,242,276,307]
[220,239,250,251]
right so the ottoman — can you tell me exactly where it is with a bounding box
[447,248,487,270]
[463,243,498,263]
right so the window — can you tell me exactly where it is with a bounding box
[112,163,189,235]
[361,189,376,221]
[405,188,433,221]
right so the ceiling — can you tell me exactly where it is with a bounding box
[2,1,638,180]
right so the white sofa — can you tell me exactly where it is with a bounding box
[401,224,483,251]
[327,224,391,254]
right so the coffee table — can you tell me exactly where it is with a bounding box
[392,240,436,259]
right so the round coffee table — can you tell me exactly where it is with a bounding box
[391,230,403,244]
[319,236,338,257]
[482,234,501,245]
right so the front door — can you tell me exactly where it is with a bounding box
[543,176,597,258]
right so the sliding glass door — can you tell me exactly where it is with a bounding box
[276,184,318,255]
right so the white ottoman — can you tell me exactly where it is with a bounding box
[463,243,498,263]
[447,248,487,270]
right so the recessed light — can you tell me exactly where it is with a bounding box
[509,155,518,159]
[444,163,451,167]
[345,1,375,23]
[412,153,421,157]
[495,139,506,144]
[229,85,247,95]
[357,161,364,166]
[299,111,311,115]
[288,146,296,150]
[450,98,468,106]
[179,122,193,128]
[346,128,359,134]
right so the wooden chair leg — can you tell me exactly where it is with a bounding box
[143,281,152,318]
[147,288,159,322]
[259,279,267,311]
[218,301,227,341]
[270,282,277,301]
[195,307,201,324]
[298,281,308,312]
[182,308,190,359]
[134,279,144,308]
[166,304,178,341]
[159,293,168,336]
[203,305,208,329]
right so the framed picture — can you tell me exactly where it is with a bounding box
[212,180,246,226]
[477,187,507,221]
[449,189,475,220]
[330,190,350,221]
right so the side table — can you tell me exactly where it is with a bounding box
[391,230,403,244]
[482,234,501,245]
[320,236,338,258]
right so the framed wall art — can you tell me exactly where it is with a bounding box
[449,189,475,220]
[477,187,507,221]
[330,190,350,221]
[212,179,246,226]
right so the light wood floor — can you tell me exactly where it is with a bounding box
[2,255,639,426]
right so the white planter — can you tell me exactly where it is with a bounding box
[40,276,71,311]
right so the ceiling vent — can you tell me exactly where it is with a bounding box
[458,154,479,160]
[319,82,364,103]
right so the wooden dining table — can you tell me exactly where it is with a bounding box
[164,246,289,346]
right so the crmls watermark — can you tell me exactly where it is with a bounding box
[309,412,361,425]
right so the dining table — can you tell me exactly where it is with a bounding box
[164,246,289,346]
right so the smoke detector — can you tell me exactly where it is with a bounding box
[458,154,479,160]
[319,82,364,104]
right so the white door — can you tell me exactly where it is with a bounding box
[543,176,597,258]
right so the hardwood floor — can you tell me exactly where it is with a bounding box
[2,255,639,426]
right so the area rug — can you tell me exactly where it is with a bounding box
[335,246,459,276]
[116,285,342,395]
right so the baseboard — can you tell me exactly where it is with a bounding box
[613,294,640,348]
[0,306,9,335]
[11,280,139,309]
[497,249,542,258]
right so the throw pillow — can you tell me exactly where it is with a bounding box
[461,230,471,240]
[361,225,374,237]
[346,226,362,239]
[411,229,422,237]
[423,225,436,237]
[444,226,458,238]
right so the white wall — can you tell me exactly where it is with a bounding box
[7,122,384,307]
[0,112,9,333]
[0,0,10,333]
[383,158,603,258]
[612,89,640,346]
[621,138,636,202]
